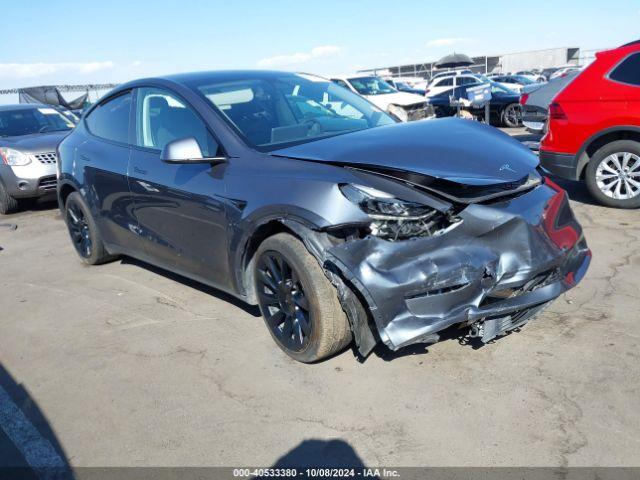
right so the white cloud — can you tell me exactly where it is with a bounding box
[0,61,115,79]
[258,45,342,67]
[425,38,471,48]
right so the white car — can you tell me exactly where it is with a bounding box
[425,73,484,97]
[330,75,432,121]
[487,75,538,93]
[549,66,582,80]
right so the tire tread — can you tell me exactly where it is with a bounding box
[255,233,352,362]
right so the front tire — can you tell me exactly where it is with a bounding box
[64,192,117,264]
[0,182,20,214]
[254,233,352,363]
[585,140,640,208]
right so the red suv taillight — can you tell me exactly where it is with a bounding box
[520,93,529,105]
[548,102,567,120]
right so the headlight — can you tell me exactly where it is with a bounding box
[340,184,459,241]
[387,104,408,122]
[0,148,31,166]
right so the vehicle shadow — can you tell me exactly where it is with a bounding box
[256,439,378,479]
[551,177,601,206]
[0,363,74,479]
[5,197,59,217]
[119,257,262,317]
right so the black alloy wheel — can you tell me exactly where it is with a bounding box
[66,202,93,258]
[502,103,522,128]
[256,251,312,352]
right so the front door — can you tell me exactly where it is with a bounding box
[128,87,232,290]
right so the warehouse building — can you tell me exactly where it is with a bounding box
[358,46,582,78]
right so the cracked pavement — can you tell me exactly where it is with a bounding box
[0,177,639,468]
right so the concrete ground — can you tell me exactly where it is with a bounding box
[0,168,639,469]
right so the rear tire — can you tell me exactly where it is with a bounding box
[585,140,640,209]
[64,192,117,264]
[0,182,20,214]
[254,233,352,363]
[501,103,522,128]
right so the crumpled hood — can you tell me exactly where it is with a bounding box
[271,118,539,185]
[365,91,426,110]
[0,131,69,153]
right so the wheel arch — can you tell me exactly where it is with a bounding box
[576,126,640,179]
[241,219,299,305]
[238,215,379,358]
[57,181,78,209]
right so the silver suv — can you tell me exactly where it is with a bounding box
[0,104,76,214]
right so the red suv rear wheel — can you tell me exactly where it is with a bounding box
[585,140,640,208]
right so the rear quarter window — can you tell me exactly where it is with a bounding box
[85,92,132,143]
[609,52,640,86]
[436,78,453,87]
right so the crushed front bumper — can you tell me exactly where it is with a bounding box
[325,181,590,351]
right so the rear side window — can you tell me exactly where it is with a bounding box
[609,53,640,86]
[436,77,453,87]
[85,92,132,143]
[458,77,479,86]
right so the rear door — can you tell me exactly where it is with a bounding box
[80,91,140,253]
[128,86,232,289]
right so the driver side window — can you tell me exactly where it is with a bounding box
[135,87,218,156]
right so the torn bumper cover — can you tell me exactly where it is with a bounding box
[324,181,590,352]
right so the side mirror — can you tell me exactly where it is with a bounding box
[160,137,226,165]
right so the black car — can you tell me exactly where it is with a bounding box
[427,81,522,127]
[57,71,590,362]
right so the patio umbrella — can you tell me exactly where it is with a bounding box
[435,53,474,69]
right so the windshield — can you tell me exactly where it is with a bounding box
[0,107,75,137]
[195,73,396,151]
[512,75,534,84]
[347,76,396,95]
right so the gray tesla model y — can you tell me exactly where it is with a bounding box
[57,71,590,362]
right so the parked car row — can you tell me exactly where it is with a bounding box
[3,41,639,216]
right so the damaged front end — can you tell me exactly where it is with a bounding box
[287,171,590,357]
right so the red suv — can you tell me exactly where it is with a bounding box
[540,40,640,208]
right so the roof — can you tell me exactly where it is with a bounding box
[160,69,307,85]
[0,103,49,112]
[330,74,381,80]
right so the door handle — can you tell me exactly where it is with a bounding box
[133,166,148,175]
[136,181,160,193]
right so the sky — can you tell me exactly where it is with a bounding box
[0,0,638,102]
